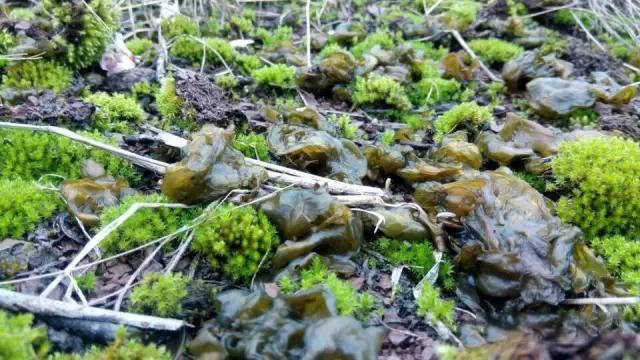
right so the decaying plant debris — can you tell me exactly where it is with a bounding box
[1,0,640,358]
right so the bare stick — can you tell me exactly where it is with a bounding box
[0,288,184,331]
[40,203,191,298]
[305,0,312,68]
[425,0,444,17]
[571,10,607,52]
[446,30,503,83]
[563,297,640,305]
[521,1,578,19]
[0,122,168,174]
[165,231,195,273]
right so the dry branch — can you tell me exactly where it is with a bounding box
[0,288,185,331]
[446,30,503,83]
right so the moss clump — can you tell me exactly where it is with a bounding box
[468,38,523,64]
[416,282,455,329]
[251,64,297,88]
[410,41,448,61]
[232,132,270,161]
[215,74,238,89]
[235,54,262,73]
[591,236,640,321]
[161,14,200,39]
[255,26,293,47]
[381,129,396,146]
[515,171,548,194]
[552,137,640,238]
[486,81,507,106]
[440,0,481,30]
[169,37,235,66]
[8,8,36,21]
[318,43,346,58]
[76,272,96,293]
[1,60,72,93]
[85,92,145,133]
[41,0,120,70]
[375,237,455,290]
[295,258,378,318]
[568,108,598,127]
[352,75,411,110]
[98,194,200,255]
[0,180,61,240]
[0,310,50,359]
[329,114,358,140]
[0,129,140,184]
[0,29,15,68]
[351,30,395,59]
[130,272,188,317]
[156,76,195,130]
[51,326,171,360]
[410,77,462,106]
[131,81,159,99]
[125,38,153,56]
[434,102,493,142]
[539,30,568,56]
[192,204,280,282]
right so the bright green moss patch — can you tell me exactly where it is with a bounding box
[297,258,378,318]
[410,77,462,106]
[416,282,455,329]
[252,64,297,88]
[85,92,145,133]
[76,272,96,293]
[156,75,195,130]
[515,171,547,194]
[125,38,153,55]
[130,272,188,317]
[216,74,238,89]
[50,326,171,360]
[440,0,481,30]
[352,75,411,110]
[329,114,358,139]
[0,129,140,184]
[8,8,36,21]
[0,310,50,359]
[375,237,454,290]
[434,102,493,142]
[1,60,72,93]
[0,29,15,68]
[255,26,293,46]
[98,193,200,255]
[232,132,270,161]
[318,43,346,58]
[192,204,280,282]
[410,41,448,61]
[468,38,523,64]
[0,180,61,240]
[351,30,395,59]
[235,54,262,73]
[42,0,120,70]
[161,14,200,39]
[131,81,159,99]
[552,137,640,238]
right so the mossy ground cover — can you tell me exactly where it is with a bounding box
[1,0,640,357]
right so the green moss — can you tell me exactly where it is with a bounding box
[232,132,270,161]
[381,129,396,146]
[434,102,493,142]
[539,30,568,56]
[351,30,395,59]
[318,43,346,58]
[156,75,195,130]
[1,60,72,93]
[192,204,280,282]
[0,310,50,359]
[552,137,640,238]
[231,16,254,34]
[299,258,378,319]
[215,74,238,89]
[440,0,481,30]
[50,326,171,360]
[98,194,200,255]
[410,77,462,106]
[553,9,596,30]
[0,29,15,68]
[0,129,140,184]
[235,54,262,73]
[400,113,427,131]
[410,41,448,61]
[255,26,293,47]
[125,38,153,56]
[76,272,96,293]
[252,64,297,88]
[161,15,200,39]
[416,282,455,329]
[85,92,145,133]
[486,81,507,106]
[131,81,159,99]
[568,108,598,127]
[8,8,36,21]
[0,179,61,240]
[352,75,411,110]
[329,114,358,139]
[468,38,523,64]
[169,37,236,66]
[591,236,640,322]
[42,0,120,70]
[130,272,188,317]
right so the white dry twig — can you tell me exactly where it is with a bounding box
[446,30,503,83]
